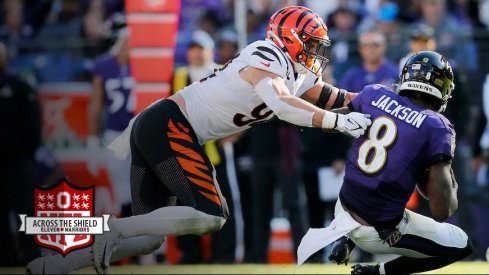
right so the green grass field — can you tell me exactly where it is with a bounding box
[1,262,488,274]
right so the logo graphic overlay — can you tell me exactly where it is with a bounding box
[19,178,110,255]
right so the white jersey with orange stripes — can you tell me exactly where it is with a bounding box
[179,39,319,144]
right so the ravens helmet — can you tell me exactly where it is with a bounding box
[399,51,454,112]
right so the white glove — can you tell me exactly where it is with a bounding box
[322,112,371,138]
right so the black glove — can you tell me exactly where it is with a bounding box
[328,236,356,265]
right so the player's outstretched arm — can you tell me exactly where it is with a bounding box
[240,66,371,137]
[301,80,358,110]
[427,161,459,221]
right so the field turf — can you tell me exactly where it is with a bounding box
[1,261,488,274]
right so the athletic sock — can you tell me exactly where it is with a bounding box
[49,235,164,273]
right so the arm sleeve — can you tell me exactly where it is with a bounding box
[255,77,314,127]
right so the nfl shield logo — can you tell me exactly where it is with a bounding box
[34,178,94,255]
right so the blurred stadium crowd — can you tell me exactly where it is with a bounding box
[1,0,489,267]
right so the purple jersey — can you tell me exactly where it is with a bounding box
[92,55,134,131]
[340,84,455,226]
[337,61,399,93]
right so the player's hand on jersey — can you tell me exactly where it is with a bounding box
[336,112,371,138]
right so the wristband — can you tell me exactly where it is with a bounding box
[322,111,337,129]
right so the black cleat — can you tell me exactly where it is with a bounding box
[328,236,356,265]
[351,264,380,275]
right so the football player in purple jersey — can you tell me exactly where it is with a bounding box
[298,51,472,275]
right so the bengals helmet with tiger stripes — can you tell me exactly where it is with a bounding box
[267,6,331,74]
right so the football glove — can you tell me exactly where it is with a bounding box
[336,112,371,138]
[323,112,371,138]
[328,236,356,265]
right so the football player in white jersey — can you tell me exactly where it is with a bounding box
[27,6,371,274]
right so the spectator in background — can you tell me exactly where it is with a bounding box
[0,41,41,265]
[0,0,34,59]
[326,6,361,84]
[338,29,399,93]
[217,30,239,65]
[174,0,230,65]
[395,0,423,23]
[35,0,82,53]
[81,0,107,58]
[34,0,83,82]
[199,9,221,40]
[372,2,408,63]
[88,14,133,217]
[173,30,217,90]
[415,0,478,74]
[479,0,489,29]
[245,8,268,43]
[450,0,485,32]
[398,24,437,72]
[0,0,38,86]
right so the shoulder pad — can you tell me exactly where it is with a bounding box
[364,84,392,93]
[434,113,455,132]
[245,41,289,78]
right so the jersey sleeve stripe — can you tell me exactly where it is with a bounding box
[268,43,292,78]
[256,46,283,66]
[252,51,275,63]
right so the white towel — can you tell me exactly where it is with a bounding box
[107,115,138,160]
[297,209,361,265]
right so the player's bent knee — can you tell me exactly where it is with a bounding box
[446,223,470,249]
[195,215,226,235]
[442,236,473,263]
[457,237,473,260]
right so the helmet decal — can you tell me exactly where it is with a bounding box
[399,51,454,112]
